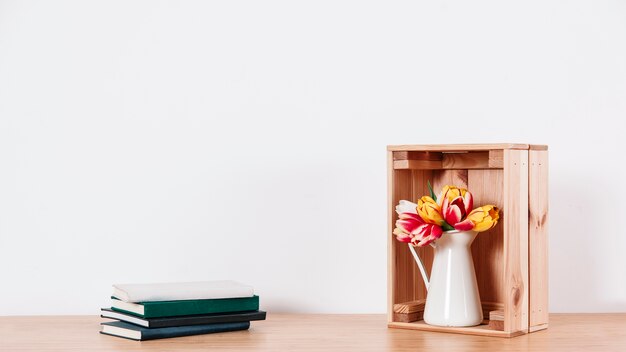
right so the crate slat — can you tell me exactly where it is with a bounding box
[529,150,549,328]
[393,151,504,170]
[393,300,426,314]
[503,149,529,334]
[387,144,534,152]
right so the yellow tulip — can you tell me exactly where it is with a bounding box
[417,196,444,226]
[465,205,500,232]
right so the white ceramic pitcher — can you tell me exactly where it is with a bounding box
[409,230,483,327]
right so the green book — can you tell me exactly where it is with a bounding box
[110,295,259,318]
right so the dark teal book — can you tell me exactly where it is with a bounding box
[110,295,259,318]
[101,308,266,328]
[100,320,250,341]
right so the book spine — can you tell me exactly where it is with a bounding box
[141,322,250,340]
[149,311,266,328]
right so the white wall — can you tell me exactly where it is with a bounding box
[1,0,625,315]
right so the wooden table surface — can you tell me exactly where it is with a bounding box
[1,314,625,352]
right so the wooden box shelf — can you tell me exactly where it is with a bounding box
[387,144,548,338]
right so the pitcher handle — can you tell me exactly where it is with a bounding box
[408,243,433,291]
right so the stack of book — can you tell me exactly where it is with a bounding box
[100,281,266,341]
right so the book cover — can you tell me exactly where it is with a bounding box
[100,320,250,341]
[112,281,254,302]
[111,295,260,318]
[101,308,266,328]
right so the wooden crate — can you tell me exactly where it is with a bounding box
[387,144,548,338]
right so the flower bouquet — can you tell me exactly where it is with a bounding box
[392,183,501,327]
[394,183,500,247]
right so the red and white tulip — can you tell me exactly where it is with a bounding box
[438,186,474,230]
[393,204,443,247]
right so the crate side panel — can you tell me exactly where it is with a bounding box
[468,169,505,305]
[503,150,529,334]
[529,150,549,327]
[389,167,418,317]
[387,152,394,322]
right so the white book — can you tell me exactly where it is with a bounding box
[112,280,254,303]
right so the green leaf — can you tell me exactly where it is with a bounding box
[441,222,455,232]
[428,180,437,201]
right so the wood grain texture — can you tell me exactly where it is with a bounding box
[441,152,490,169]
[482,302,505,319]
[482,302,505,311]
[393,152,503,170]
[388,321,525,338]
[431,169,468,191]
[393,300,426,314]
[530,323,549,332]
[503,150,529,334]
[0,314,622,351]
[489,309,505,331]
[490,310,505,321]
[393,160,443,170]
[529,150,549,328]
[393,311,424,323]
[393,151,443,161]
[488,150,504,168]
[489,320,505,331]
